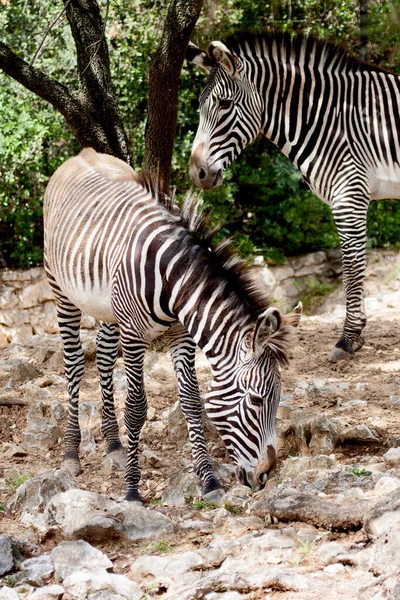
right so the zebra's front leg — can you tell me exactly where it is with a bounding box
[96,322,126,468]
[57,299,85,477]
[167,324,222,496]
[330,199,369,362]
[120,330,149,502]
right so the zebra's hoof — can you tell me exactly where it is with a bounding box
[203,477,222,496]
[328,347,354,363]
[106,448,127,471]
[125,489,143,503]
[61,457,82,477]
[353,335,365,352]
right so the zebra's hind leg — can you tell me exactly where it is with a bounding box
[119,329,149,502]
[167,323,222,496]
[56,298,85,477]
[329,197,369,362]
[96,322,126,469]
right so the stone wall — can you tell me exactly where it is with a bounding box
[0,268,96,348]
[0,249,342,348]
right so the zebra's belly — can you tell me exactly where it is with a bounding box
[371,164,400,200]
[58,277,116,323]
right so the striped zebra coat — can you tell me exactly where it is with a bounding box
[187,32,400,362]
[44,148,301,501]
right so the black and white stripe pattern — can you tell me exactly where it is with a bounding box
[44,148,301,501]
[188,32,400,362]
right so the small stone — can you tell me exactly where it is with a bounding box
[324,562,345,575]
[318,542,348,565]
[383,448,400,467]
[339,424,380,444]
[374,476,400,496]
[63,568,142,600]
[0,588,19,600]
[389,395,400,406]
[52,540,112,580]
[20,554,54,585]
[25,584,65,599]
[162,469,202,506]
[0,535,14,576]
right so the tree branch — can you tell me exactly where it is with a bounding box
[63,0,132,165]
[0,40,114,152]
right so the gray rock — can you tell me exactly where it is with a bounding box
[21,402,63,451]
[130,551,205,583]
[25,584,65,599]
[162,468,202,506]
[20,554,54,585]
[364,488,400,540]
[383,447,400,467]
[339,424,380,445]
[0,588,19,600]
[279,415,339,457]
[42,489,174,542]
[220,486,253,511]
[63,568,142,600]
[8,469,76,516]
[121,501,175,541]
[0,535,14,576]
[317,542,349,565]
[51,540,112,580]
[0,357,38,387]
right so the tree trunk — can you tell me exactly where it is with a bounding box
[143,0,204,192]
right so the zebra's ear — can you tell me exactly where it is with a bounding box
[209,41,239,76]
[186,41,215,71]
[251,307,281,355]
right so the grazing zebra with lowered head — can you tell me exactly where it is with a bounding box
[187,32,400,363]
[44,148,301,502]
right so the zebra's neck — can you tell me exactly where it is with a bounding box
[166,248,256,367]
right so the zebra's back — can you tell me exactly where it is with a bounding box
[44,149,163,322]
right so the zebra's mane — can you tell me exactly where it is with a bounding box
[135,170,272,319]
[223,30,392,75]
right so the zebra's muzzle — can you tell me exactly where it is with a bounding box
[190,144,224,190]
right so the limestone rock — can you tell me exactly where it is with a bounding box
[383,447,400,467]
[25,584,65,599]
[278,415,339,456]
[339,424,380,445]
[63,568,142,600]
[20,554,54,585]
[51,540,112,580]
[21,402,62,451]
[0,535,14,576]
[0,357,38,387]
[8,469,77,516]
[130,551,205,584]
[41,489,175,542]
[162,468,202,506]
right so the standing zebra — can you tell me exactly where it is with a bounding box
[44,148,301,501]
[187,32,400,362]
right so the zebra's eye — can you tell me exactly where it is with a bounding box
[219,98,233,109]
[248,393,264,406]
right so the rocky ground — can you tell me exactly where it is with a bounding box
[0,249,400,600]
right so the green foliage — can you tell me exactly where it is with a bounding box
[186,498,219,511]
[344,465,373,477]
[295,278,338,315]
[7,471,30,490]
[140,538,172,554]
[1,1,400,267]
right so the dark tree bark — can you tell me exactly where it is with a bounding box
[143,0,204,191]
[0,0,132,165]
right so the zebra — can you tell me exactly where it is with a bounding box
[44,148,302,502]
[187,32,400,363]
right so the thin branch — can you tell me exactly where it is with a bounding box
[30,1,71,66]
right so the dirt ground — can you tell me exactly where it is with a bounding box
[1,249,399,578]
